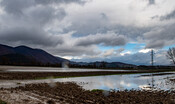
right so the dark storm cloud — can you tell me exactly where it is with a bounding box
[65,12,110,37]
[148,0,155,5]
[25,6,66,25]
[35,0,86,5]
[1,0,34,15]
[144,23,175,48]
[146,41,165,49]
[1,0,85,15]
[50,45,99,56]
[0,0,67,48]
[160,9,175,20]
[0,26,63,46]
[1,0,66,22]
[68,18,150,39]
[75,33,127,46]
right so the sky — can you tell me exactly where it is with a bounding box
[0,0,175,65]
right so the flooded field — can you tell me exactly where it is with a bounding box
[70,72,175,90]
[0,70,175,91]
[1,66,175,103]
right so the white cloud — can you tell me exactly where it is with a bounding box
[120,51,132,56]
[139,49,151,53]
[103,49,115,57]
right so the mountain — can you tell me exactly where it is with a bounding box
[0,44,16,55]
[0,44,136,68]
[0,44,68,65]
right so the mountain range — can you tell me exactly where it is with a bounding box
[0,44,67,65]
[0,44,136,68]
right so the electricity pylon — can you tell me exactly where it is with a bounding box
[151,49,154,66]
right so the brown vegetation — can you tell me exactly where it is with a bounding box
[0,70,173,80]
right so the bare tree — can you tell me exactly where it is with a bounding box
[166,47,175,64]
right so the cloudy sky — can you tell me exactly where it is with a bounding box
[0,0,175,65]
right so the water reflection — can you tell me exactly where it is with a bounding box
[55,73,175,91]
[0,72,175,91]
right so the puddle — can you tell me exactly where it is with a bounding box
[0,72,175,91]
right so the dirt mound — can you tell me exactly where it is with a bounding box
[1,82,175,104]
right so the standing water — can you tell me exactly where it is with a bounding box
[0,71,175,91]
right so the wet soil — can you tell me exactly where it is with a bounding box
[170,79,175,82]
[0,70,173,80]
[0,82,175,104]
[140,72,175,77]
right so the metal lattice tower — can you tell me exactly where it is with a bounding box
[151,49,154,66]
[151,49,155,89]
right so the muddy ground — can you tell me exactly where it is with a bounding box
[0,71,140,80]
[0,82,175,104]
[1,67,175,104]
[0,69,174,80]
[140,72,175,77]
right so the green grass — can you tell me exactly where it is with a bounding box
[16,82,21,85]
[91,89,104,92]
[0,100,7,104]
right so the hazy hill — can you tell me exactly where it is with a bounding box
[0,44,136,68]
[70,61,136,68]
[0,44,67,65]
[0,44,16,55]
